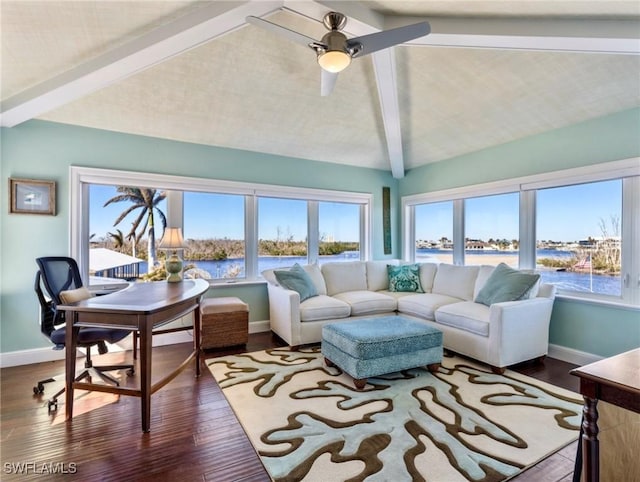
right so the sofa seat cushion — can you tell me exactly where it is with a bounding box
[299,295,351,322]
[397,293,462,320]
[333,291,397,316]
[435,301,490,337]
[377,290,414,300]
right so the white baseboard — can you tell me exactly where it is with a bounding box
[249,320,270,334]
[0,320,272,368]
[0,346,67,368]
[548,343,603,366]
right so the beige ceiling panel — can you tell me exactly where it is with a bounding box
[4,1,640,172]
[397,46,640,168]
[38,14,390,170]
[0,1,201,99]
[365,1,640,18]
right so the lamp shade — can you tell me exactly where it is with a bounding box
[317,50,351,73]
[158,227,186,250]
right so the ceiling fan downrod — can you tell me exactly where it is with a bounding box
[323,11,347,31]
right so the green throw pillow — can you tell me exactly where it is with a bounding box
[388,264,424,293]
[274,263,318,302]
[475,263,540,306]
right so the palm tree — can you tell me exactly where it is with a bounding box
[108,229,125,252]
[104,187,167,271]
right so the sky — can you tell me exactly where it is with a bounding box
[416,179,622,242]
[90,185,360,241]
[90,179,622,244]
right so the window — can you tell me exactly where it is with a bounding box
[465,193,519,268]
[414,201,453,264]
[183,192,245,279]
[318,201,361,264]
[402,158,640,306]
[537,180,622,297]
[71,167,372,284]
[258,197,307,273]
[88,184,168,280]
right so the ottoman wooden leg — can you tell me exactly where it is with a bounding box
[353,378,367,390]
[324,357,335,367]
[427,363,440,373]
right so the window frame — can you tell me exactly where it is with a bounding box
[70,167,372,284]
[402,157,640,307]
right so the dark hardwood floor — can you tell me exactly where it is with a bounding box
[1,333,581,481]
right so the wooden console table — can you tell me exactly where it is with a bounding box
[60,279,209,433]
[570,348,640,482]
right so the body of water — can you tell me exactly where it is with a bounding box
[131,249,619,296]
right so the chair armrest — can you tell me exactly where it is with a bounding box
[266,283,302,346]
[488,297,554,367]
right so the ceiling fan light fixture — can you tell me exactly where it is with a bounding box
[317,50,351,73]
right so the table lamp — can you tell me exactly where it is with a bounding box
[158,227,187,282]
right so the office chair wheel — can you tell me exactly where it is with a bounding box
[47,399,58,413]
[34,383,45,395]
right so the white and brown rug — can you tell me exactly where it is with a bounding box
[207,347,582,482]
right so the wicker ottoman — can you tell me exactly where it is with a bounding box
[321,316,443,389]
[200,297,248,349]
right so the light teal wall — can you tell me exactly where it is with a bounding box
[550,300,639,358]
[401,108,640,196]
[2,109,639,358]
[401,107,640,358]
[0,120,398,352]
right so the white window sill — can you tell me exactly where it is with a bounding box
[556,293,639,312]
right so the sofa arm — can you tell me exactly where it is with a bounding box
[488,297,554,368]
[266,283,302,347]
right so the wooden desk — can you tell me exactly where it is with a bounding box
[60,279,209,433]
[570,348,640,482]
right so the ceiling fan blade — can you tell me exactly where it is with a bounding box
[246,16,316,48]
[320,69,338,96]
[346,21,430,57]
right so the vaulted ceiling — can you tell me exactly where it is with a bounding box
[2,1,639,178]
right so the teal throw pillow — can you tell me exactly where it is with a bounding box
[387,264,424,293]
[274,263,318,302]
[475,263,540,306]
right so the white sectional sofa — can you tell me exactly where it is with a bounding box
[262,260,556,373]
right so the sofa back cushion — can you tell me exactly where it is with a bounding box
[303,263,327,295]
[418,262,438,293]
[322,261,367,296]
[432,264,479,301]
[366,260,399,291]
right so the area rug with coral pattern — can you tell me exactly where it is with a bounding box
[206,347,582,482]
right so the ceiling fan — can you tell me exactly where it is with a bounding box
[246,11,430,96]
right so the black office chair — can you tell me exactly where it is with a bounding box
[34,256,134,412]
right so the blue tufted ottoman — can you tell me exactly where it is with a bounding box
[321,316,443,389]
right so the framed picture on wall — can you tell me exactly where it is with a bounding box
[9,178,56,215]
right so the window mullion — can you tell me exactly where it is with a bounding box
[453,199,465,265]
[519,190,536,270]
[245,194,258,279]
[308,201,319,265]
[622,177,640,304]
